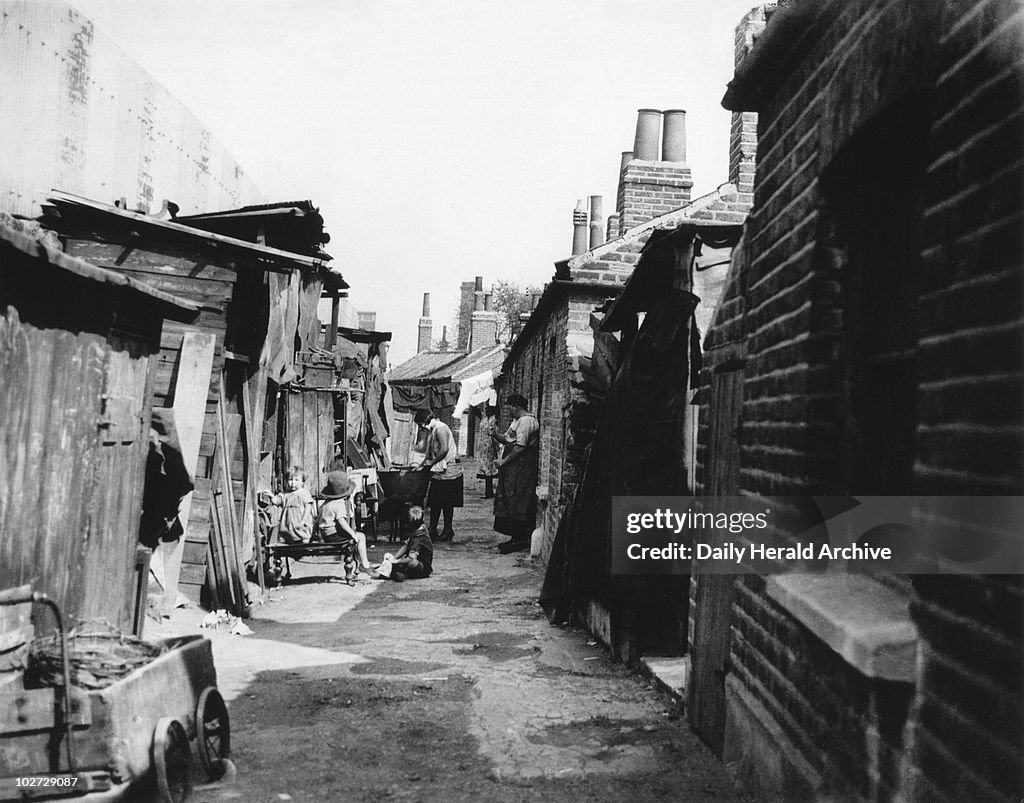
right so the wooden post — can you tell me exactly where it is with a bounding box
[155,332,215,616]
[241,373,267,591]
[327,289,340,349]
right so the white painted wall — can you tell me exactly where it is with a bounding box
[0,1,263,217]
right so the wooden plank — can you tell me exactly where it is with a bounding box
[208,495,235,611]
[688,368,744,755]
[182,540,209,565]
[62,240,239,283]
[152,332,215,614]
[0,587,32,656]
[111,269,234,301]
[0,689,91,734]
[208,385,247,614]
[179,563,208,585]
[246,372,267,591]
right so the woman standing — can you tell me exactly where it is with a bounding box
[412,409,463,542]
[491,394,539,554]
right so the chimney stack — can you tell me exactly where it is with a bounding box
[470,288,498,350]
[616,108,693,230]
[632,109,662,161]
[457,281,476,350]
[417,292,432,353]
[588,195,604,249]
[662,109,687,162]
[729,8,763,199]
[571,199,588,255]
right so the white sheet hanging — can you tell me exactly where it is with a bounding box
[453,369,497,416]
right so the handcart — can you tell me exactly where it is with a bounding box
[0,586,231,802]
[377,468,432,542]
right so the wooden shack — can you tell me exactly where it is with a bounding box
[39,192,344,614]
[0,221,198,632]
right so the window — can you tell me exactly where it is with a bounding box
[822,100,929,495]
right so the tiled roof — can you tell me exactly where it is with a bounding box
[389,351,466,382]
[450,345,506,381]
[390,344,506,384]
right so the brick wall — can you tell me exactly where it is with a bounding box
[456,280,476,351]
[501,285,618,564]
[616,161,693,231]
[907,1,1024,800]
[696,0,1023,799]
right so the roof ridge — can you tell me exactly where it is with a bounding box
[565,183,738,270]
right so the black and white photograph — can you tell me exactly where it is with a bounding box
[1,1,1022,800]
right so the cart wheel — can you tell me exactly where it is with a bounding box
[152,717,192,802]
[195,686,231,780]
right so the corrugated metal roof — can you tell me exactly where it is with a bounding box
[0,222,199,320]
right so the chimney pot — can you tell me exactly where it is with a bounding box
[474,276,483,291]
[606,213,621,241]
[484,293,492,312]
[620,151,634,172]
[633,109,662,161]
[662,109,687,162]
[421,292,430,317]
[588,195,604,249]
[571,198,588,255]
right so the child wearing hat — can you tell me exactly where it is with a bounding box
[318,471,376,581]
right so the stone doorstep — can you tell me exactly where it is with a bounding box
[639,655,691,705]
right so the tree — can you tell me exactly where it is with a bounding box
[445,279,544,349]
[491,279,542,344]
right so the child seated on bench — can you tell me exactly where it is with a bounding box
[318,471,376,581]
[277,466,315,544]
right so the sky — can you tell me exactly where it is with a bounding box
[70,0,759,364]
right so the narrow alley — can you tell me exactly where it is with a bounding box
[2,3,1022,801]
[157,469,749,802]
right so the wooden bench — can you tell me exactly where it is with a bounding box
[264,539,358,587]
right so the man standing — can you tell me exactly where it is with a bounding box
[412,409,463,542]
[491,394,540,554]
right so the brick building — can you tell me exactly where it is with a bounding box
[389,283,505,462]
[504,108,703,562]
[505,99,758,574]
[695,2,1023,800]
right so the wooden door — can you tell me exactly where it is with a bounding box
[689,366,744,754]
[285,388,336,480]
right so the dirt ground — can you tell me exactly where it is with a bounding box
[153,469,751,802]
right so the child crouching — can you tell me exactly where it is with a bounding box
[376,505,433,582]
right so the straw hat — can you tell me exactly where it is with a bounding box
[320,471,355,499]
